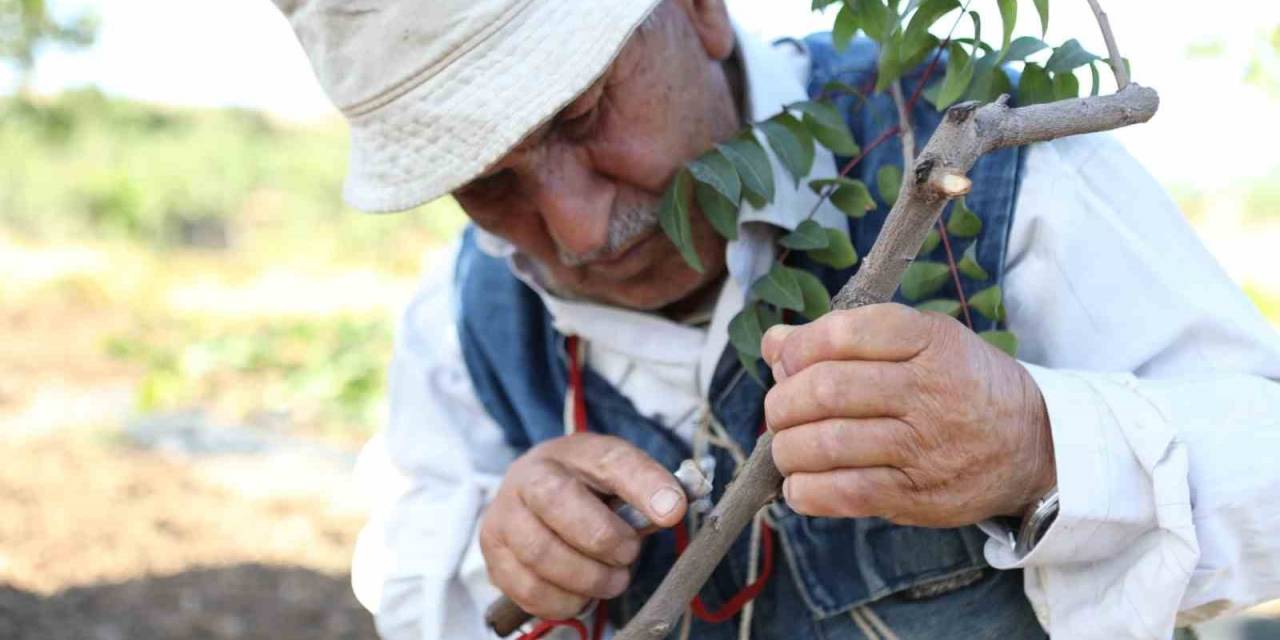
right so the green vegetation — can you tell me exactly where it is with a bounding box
[0,89,464,266]
[105,315,391,442]
[0,90,465,442]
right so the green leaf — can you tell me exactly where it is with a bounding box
[1045,39,1099,74]
[794,269,832,321]
[687,149,741,204]
[980,330,1019,356]
[901,261,951,301]
[657,170,703,273]
[694,181,739,241]
[936,41,975,109]
[965,63,1014,102]
[916,298,963,317]
[1018,62,1054,106]
[969,285,1006,321]
[831,182,876,218]
[1089,60,1101,96]
[719,134,775,206]
[821,80,863,97]
[904,0,959,55]
[833,4,859,52]
[875,35,906,93]
[918,228,940,255]
[900,33,940,70]
[1052,70,1079,100]
[1033,0,1049,37]
[877,164,902,206]
[791,100,860,156]
[958,242,989,280]
[753,263,805,312]
[967,10,982,52]
[738,350,764,384]
[996,0,1016,58]
[809,176,862,192]
[729,303,768,358]
[808,228,859,269]
[1005,36,1048,62]
[811,0,843,9]
[779,220,830,250]
[853,0,894,43]
[730,303,782,383]
[946,198,982,237]
[759,113,815,187]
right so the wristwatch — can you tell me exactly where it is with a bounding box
[1014,487,1060,558]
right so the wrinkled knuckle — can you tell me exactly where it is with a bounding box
[596,438,640,475]
[478,519,503,555]
[771,431,796,473]
[788,480,820,516]
[523,467,571,510]
[835,475,871,515]
[584,522,623,558]
[763,388,786,431]
[514,529,551,566]
[508,575,543,612]
[818,421,848,467]
[586,567,618,597]
[811,364,846,414]
[823,311,857,347]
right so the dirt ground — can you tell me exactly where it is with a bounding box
[0,436,376,640]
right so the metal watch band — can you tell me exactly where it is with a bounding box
[1015,487,1060,558]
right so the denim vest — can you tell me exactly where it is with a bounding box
[456,34,1045,639]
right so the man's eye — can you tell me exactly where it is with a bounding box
[457,169,516,202]
[558,107,600,141]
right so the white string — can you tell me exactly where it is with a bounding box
[737,513,764,640]
[850,607,883,640]
[860,606,902,640]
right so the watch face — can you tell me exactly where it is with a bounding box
[1015,490,1059,558]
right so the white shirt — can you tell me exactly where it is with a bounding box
[349,32,1280,640]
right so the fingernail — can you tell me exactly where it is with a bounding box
[763,325,796,354]
[770,360,789,383]
[782,478,792,506]
[650,487,681,517]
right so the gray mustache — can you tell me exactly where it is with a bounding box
[556,201,660,267]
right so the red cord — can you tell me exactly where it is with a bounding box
[566,336,589,434]
[564,336,774,632]
[517,618,589,640]
[673,517,775,624]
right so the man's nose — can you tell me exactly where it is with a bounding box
[527,146,615,263]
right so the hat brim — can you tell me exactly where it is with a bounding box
[341,0,663,213]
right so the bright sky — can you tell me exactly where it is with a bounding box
[8,0,1280,190]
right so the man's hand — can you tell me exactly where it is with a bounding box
[762,303,1056,528]
[479,433,687,620]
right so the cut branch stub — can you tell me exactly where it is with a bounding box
[613,83,1158,640]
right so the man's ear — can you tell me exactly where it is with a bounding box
[684,0,735,61]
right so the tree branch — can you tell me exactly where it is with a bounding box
[1085,0,1130,89]
[614,83,1158,640]
[890,80,916,169]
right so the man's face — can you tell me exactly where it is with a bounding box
[453,0,739,311]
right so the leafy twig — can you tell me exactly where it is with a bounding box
[1084,0,1129,88]
[615,82,1159,640]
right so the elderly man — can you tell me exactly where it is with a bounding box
[272,1,1280,639]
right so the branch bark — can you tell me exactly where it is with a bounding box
[890,80,916,169]
[614,83,1158,640]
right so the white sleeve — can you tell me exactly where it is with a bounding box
[351,245,515,640]
[985,134,1280,639]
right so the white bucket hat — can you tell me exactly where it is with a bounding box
[273,0,663,213]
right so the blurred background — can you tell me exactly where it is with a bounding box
[0,0,1277,639]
